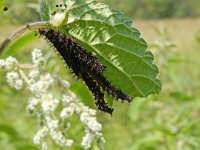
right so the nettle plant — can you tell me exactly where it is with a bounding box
[0,0,161,150]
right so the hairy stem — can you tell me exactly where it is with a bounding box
[0,21,51,56]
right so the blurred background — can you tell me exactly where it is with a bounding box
[0,0,200,150]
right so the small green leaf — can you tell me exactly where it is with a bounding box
[59,0,161,99]
[40,0,58,21]
[40,0,50,21]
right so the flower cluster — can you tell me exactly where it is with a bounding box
[6,71,23,90]
[61,93,105,149]
[0,48,105,150]
[0,56,18,70]
[0,56,23,90]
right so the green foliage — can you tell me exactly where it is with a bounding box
[1,0,200,24]
[1,18,200,150]
[0,0,40,24]
[0,123,37,150]
[70,81,93,106]
[39,0,50,21]
[102,0,200,19]
[40,0,60,21]
[1,0,200,150]
[40,0,161,99]
[1,32,38,58]
[149,23,176,83]
[123,22,200,150]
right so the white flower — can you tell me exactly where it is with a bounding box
[28,80,44,93]
[28,81,43,93]
[4,56,18,70]
[32,48,44,65]
[7,71,18,79]
[69,91,77,99]
[49,129,73,147]
[41,142,48,150]
[49,130,62,141]
[6,71,23,90]
[98,136,106,150]
[65,139,73,147]
[46,118,59,129]
[1,50,105,150]
[0,59,5,68]
[41,73,54,84]
[60,107,75,118]
[81,131,94,149]
[80,112,102,132]
[28,73,54,94]
[87,118,102,132]
[41,94,59,113]
[80,112,90,123]
[62,94,74,104]
[81,106,96,116]
[75,105,82,114]
[50,11,66,27]
[33,126,49,144]
[29,69,39,79]
[15,79,23,88]
[88,108,96,116]
[27,97,40,112]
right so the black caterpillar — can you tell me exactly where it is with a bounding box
[39,28,132,114]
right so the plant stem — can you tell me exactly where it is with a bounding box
[0,21,51,56]
[17,64,36,69]
[18,69,31,85]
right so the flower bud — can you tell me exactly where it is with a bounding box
[50,11,67,27]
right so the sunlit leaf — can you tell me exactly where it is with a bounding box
[55,0,162,99]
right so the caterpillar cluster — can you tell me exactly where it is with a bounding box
[38,28,132,114]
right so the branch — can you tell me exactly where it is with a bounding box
[0,21,51,56]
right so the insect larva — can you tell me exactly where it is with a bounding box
[39,28,132,114]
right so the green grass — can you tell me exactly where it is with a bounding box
[1,18,200,150]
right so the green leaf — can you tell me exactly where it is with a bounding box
[40,0,59,21]
[59,0,161,98]
[70,81,93,106]
[0,124,20,140]
[40,0,50,21]
[1,31,37,58]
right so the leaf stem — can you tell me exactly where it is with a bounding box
[18,69,31,85]
[0,21,51,56]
